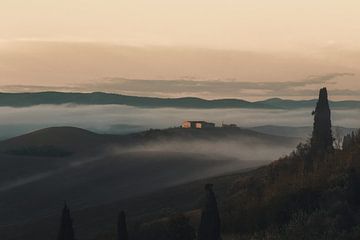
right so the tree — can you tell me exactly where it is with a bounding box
[198,184,221,240]
[333,127,343,150]
[343,131,359,151]
[57,203,75,240]
[117,211,128,240]
[167,213,195,240]
[343,133,352,151]
[310,88,334,154]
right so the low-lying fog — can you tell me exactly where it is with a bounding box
[1,104,358,226]
[111,138,294,163]
[0,135,296,225]
[0,104,359,139]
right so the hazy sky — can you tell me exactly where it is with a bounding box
[1,0,360,100]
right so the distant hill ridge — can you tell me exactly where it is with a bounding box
[0,91,359,109]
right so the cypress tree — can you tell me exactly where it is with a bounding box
[57,202,75,240]
[117,211,128,240]
[198,184,221,240]
[310,87,334,153]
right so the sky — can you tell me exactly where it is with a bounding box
[1,0,360,100]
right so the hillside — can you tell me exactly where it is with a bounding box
[0,126,299,240]
[2,88,358,240]
[0,129,359,239]
[0,91,359,109]
[0,126,298,158]
[0,127,111,154]
[3,129,360,240]
[4,89,360,240]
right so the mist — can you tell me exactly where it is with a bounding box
[1,104,353,227]
[0,104,359,139]
[0,132,297,225]
[111,138,294,163]
[104,137,295,186]
[0,123,299,194]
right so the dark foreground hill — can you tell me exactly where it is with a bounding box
[0,91,359,109]
[3,129,360,240]
[0,126,298,240]
[1,129,360,239]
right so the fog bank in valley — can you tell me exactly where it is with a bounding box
[112,138,294,163]
[0,104,359,139]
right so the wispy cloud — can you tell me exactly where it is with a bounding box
[0,41,359,100]
[0,85,82,92]
[0,72,356,100]
[80,72,357,98]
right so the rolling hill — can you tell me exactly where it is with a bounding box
[0,127,108,153]
[0,91,359,109]
[3,128,358,240]
[0,126,299,240]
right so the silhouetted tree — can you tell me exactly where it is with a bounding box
[310,88,334,154]
[343,134,352,150]
[167,213,195,240]
[57,203,75,240]
[198,184,221,240]
[343,131,359,151]
[117,211,128,240]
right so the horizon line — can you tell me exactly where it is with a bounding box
[0,90,359,103]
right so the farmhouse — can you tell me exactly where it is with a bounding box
[182,121,215,129]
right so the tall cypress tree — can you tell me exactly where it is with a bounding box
[198,184,221,240]
[117,211,128,240]
[57,203,75,240]
[310,87,334,153]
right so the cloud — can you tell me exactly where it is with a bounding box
[80,72,358,98]
[306,73,355,83]
[0,41,358,94]
[0,84,82,92]
[0,73,356,100]
[0,41,358,99]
